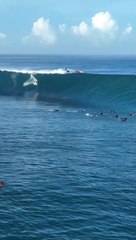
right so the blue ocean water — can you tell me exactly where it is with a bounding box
[0,55,136,239]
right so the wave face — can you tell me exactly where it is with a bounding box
[0,70,136,111]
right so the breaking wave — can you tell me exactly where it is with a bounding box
[0,69,136,111]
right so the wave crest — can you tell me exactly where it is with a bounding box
[0,69,136,111]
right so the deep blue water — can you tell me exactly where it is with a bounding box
[0,54,136,74]
[0,55,136,239]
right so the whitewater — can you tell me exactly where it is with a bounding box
[0,55,136,240]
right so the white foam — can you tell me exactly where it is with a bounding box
[23,74,38,87]
[0,68,69,75]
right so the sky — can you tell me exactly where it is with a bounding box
[0,0,135,55]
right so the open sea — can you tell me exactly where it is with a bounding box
[0,55,136,240]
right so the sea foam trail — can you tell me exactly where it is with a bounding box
[0,68,69,74]
[0,69,136,111]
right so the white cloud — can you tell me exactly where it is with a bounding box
[21,12,134,52]
[23,17,56,45]
[0,33,6,39]
[59,24,66,33]
[71,21,90,37]
[92,11,118,33]
[123,24,133,35]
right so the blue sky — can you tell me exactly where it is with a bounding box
[0,0,135,54]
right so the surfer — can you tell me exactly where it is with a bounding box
[119,117,127,122]
[53,109,60,112]
[65,68,70,73]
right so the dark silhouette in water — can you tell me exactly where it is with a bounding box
[119,117,127,122]
[0,181,5,189]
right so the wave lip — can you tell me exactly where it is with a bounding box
[0,67,86,75]
[0,68,71,75]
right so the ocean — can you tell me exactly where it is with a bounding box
[0,55,136,239]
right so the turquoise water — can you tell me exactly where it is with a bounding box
[0,55,136,239]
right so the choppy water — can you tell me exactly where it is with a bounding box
[0,55,136,239]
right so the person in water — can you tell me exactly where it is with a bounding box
[0,181,5,189]
[65,68,70,73]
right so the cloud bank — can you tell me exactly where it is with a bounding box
[71,11,118,41]
[23,12,134,49]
